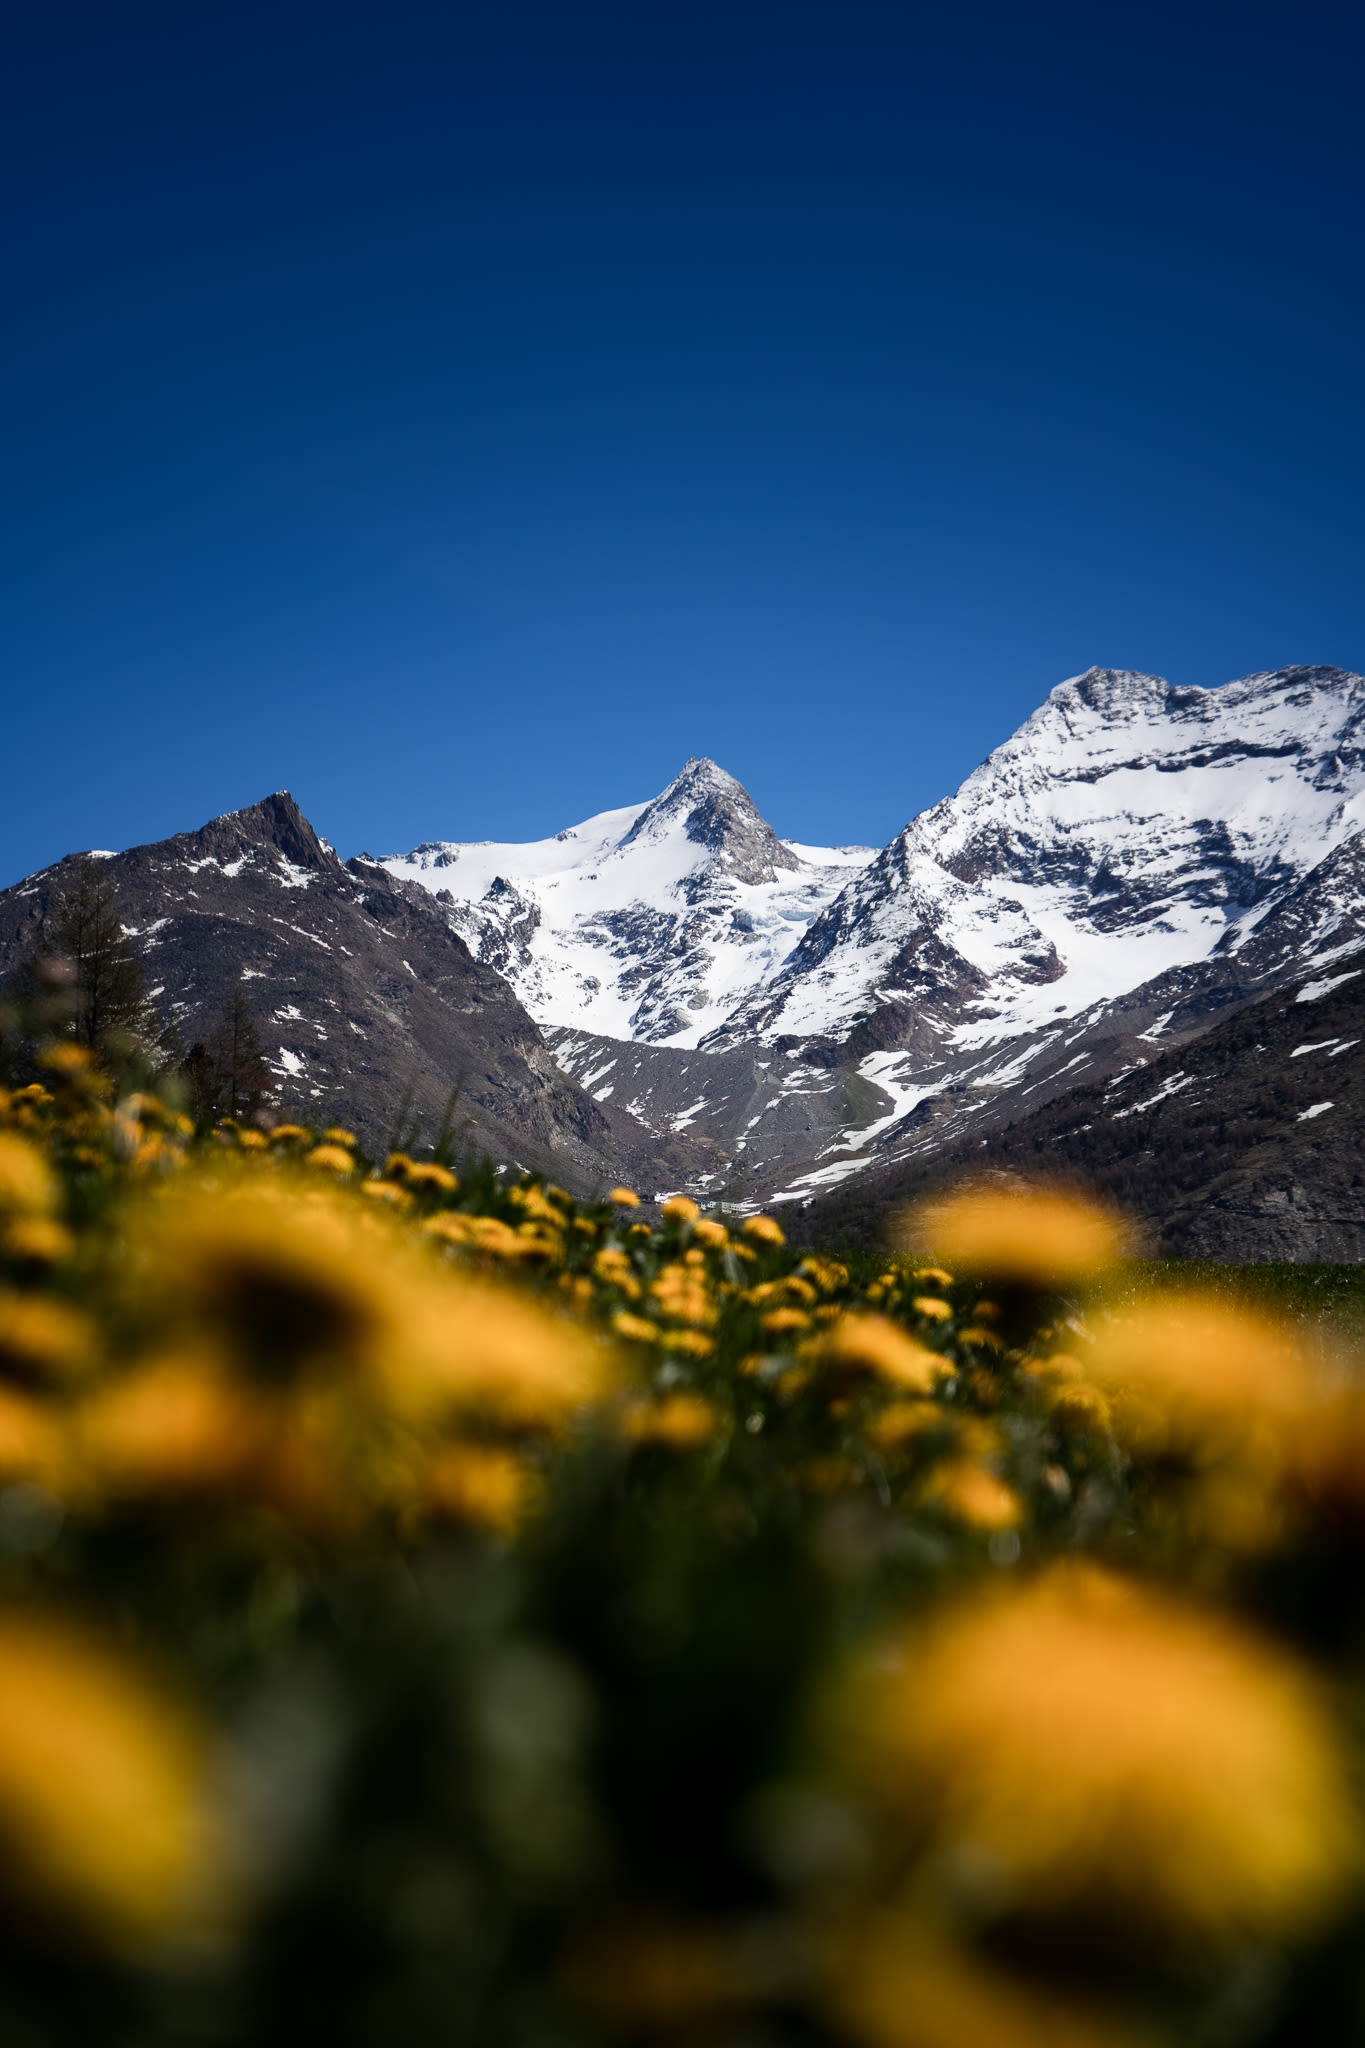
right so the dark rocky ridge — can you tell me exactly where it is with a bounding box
[793,949,1365,1261]
[0,794,719,1191]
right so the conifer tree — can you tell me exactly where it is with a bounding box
[184,986,273,1125]
[38,857,164,1063]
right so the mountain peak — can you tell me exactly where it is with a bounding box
[619,759,798,881]
[191,791,336,875]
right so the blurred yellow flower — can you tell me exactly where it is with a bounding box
[692,1217,729,1248]
[77,1358,272,1501]
[383,1272,615,1433]
[1088,1295,1311,1437]
[762,1307,812,1335]
[0,1293,95,1384]
[121,1177,412,1389]
[817,1314,942,1393]
[0,1612,218,1946]
[918,1460,1023,1531]
[305,1143,355,1175]
[855,1565,1359,1950]
[658,1328,714,1358]
[620,1392,720,1449]
[4,1216,75,1263]
[906,1186,1123,1287]
[0,1133,57,1217]
[650,1264,717,1327]
[609,1186,640,1207]
[864,1399,944,1454]
[743,1214,785,1246]
[661,1196,699,1224]
[612,1312,660,1344]
[422,1442,538,1535]
[912,1296,952,1321]
[830,1919,1140,2048]
[0,1385,69,1489]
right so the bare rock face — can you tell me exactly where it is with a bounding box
[617,757,800,884]
[796,955,1365,1263]
[0,794,714,1192]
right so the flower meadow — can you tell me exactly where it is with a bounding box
[1,1046,1365,2045]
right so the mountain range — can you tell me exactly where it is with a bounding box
[2,662,1362,1250]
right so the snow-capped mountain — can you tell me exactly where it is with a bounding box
[380,758,873,1046]
[385,666,1365,1205]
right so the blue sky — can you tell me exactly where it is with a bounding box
[3,0,1362,884]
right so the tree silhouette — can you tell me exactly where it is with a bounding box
[184,986,274,1125]
[38,857,164,1062]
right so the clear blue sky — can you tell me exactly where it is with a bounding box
[3,0,1362,885]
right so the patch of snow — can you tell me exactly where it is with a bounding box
[1112,1072,1195,1119]
[1298,1101,1335,1120]
[1296,970,1363,1004]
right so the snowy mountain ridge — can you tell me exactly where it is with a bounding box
[384,665,1365,1202]
[380,757,873,1047]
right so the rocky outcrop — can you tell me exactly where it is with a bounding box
[0,795,716,1192]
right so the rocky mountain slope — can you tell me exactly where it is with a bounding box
[0,795,716,1191]
[388,666,1365,1209]
[793,946,1365,1262]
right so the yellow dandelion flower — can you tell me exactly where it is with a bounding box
[360,1179,412,1206]
[305,1143,355,1175]
[0,1133,57,1217]
[1049,1381,1113,1434]
[0,1292,95,1385]
[691,1217,729,1248]
[661,1196,700,1225]
[0,1613,218,1946]
[912,1296,953,1321]
[906,1185,1123,1287]
[382,1272,615,1433]
[1088,1295,1311,1438]
[235,1128,269,1151]
[267,1125,311,1146]
[4,1216,75,1264]
[830,1918,1140,2048]
[322,1127,357,1147]
[422,1442,539,1535]
[919,1460,1023,1531]
[120,1176,414,1389]
[818,1314,942,1393]
[855,1565,1359,1950]
[912,1266,953,1288]
[650,1265,717,1327]
[761,1307,812,1335]
[613,1312,660,1344]
[620,1391,720,1448]
[742,1214,785,1246]
[0,1385,69,1489]
[609,1186,640,1207]
[400,1159,456,1192]
[864,1399,944,1454]
[77,1357,273,1501]
[658,1328,714,1358]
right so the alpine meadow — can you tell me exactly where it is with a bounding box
[6,0,1365,2041]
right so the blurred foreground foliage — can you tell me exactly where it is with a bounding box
[0,1050,1363,2046]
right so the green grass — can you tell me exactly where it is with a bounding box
[1107,1261,1365,1347]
